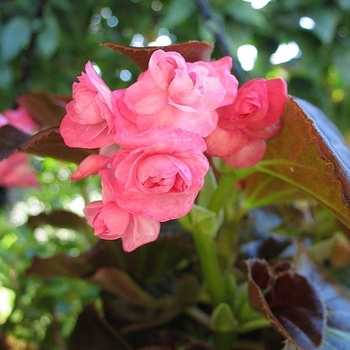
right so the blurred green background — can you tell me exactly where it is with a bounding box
[1,0,350,348]
[1,0,350,130]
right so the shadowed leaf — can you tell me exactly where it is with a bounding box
[27,235,193,282]
[17,92,69,129]
[241,233,293,260]
[89,267,158,306]
[0,126,95,164]
[26,241,120,278]
[68,304,132,350]
[0,125,31,160]
[246,96,350,228]
[20,127,96,163]
[288,245,350,350]
[27,210,88,231]
[247,259,326,350]
[102,41,214,71]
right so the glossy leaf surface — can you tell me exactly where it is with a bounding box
[243,96,350,228]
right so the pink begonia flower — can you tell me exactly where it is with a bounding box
[205,78,287,168]
[109,127,209,221]
[0,107,38,134]
[114,50,238,137]
[0,152,39,188]
[84,169,160,252]
[60,61,115,148]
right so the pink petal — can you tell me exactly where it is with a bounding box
[72,154,110,180]
[222,138,266,168]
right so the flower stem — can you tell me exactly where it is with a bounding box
[191,229,225,306]
[207,173,236,213]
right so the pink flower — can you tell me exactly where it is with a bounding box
[0,107,38,134]
[84,169,160,252]
[107,127,208,221]
[114,50,238,137]
[60,61,115,148]
[73,126,209,221]
[205,78,287,167]
[0,152,39,188]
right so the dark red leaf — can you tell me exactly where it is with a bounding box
[0,125,31,160]
[292,245,350,349]
[27,235,193,282]
[20,127,96,164]
[241,233,293,260]
[17,92,69,129]
[26,241,120,278]
[247,259,326,350]
[68,304,132,350]
[102,41,214,71]
[27,210,88,231]
[89,267,158,306]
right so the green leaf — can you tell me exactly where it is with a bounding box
[0,16,32,62]
[102,41,214,71]
[37,13,60,58]
[211,303,238,332]
[224,0,267,28]
[178,204,222,237]
[247,258,326,350]
[249,96,350,229]
[312,8,341,44]
[158,0,196,29]
[0,64,13,89]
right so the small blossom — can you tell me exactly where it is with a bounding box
[0,107,38,134]
[205,78,287,167]
[0,152,39,188]
[84,169,160,252]
[60,61,115,148]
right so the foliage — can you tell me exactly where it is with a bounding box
[1,1,350,350]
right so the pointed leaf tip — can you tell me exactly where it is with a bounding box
[102,41,214,71]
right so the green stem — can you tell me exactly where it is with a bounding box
[207,173,236,213]
[191,230,225,306]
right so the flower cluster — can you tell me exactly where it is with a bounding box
[0,107,39,188]
[60,49,287,251]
